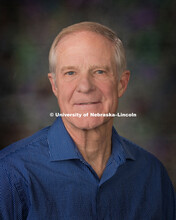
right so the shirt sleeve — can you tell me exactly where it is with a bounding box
[0,162,29,220]
[160,164,176,220]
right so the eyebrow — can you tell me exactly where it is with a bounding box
[60,66,78,72]
[88,65,110,72]
[60,65,110,73]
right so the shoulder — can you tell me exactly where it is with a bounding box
[0,128,51,219]
[119,135,174,184]
[119,136,176,217]
[120,135,175,185]
[0,126,50,163]
[120,136,176,190]
[0,125,52,193]
[120,135,163,166]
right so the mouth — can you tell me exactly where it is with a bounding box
[74,102,100,105]
[73,101,101,110]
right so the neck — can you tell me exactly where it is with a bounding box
[63,119,113,178]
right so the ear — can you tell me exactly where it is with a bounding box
[118,70,130,98]
[48,73,58,97]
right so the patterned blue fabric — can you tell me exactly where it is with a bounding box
[0,117,175,219]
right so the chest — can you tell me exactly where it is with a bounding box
[26,161,162,219]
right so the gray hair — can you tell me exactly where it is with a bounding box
[49,21,127,76]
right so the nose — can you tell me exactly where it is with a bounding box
[76,74,95,93]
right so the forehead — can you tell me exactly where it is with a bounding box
[54,31,116,69]
[56,31,114,54]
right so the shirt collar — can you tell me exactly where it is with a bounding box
[48,117,79,161]
[48,117,135,162]
[111,127,135,163]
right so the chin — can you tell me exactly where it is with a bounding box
[68,117,110,130]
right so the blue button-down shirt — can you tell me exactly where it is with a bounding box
[0,117,175,220]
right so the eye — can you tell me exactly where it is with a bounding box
[96,70,105,74]
[65,71,75,75]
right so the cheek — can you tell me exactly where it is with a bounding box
[57,82,74,104]
[100,82,118,100]
[99,83,118,112]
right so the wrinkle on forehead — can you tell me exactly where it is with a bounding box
[55,31,117,77]
[55,30,114,56]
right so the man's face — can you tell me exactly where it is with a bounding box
[48,31,129,130]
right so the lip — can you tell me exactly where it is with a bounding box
[74,102,100,105]
[73,101,101,110]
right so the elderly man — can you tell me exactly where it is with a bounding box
[0,22,175,219]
